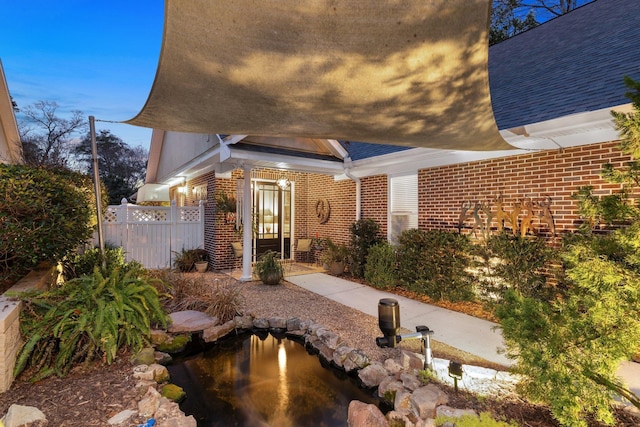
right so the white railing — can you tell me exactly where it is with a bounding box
[92,199,205,269]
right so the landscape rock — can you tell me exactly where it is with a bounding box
[267,316,287,330]
[202,319,235,342]
[133,347,156,365]
[234,315,254,330]
[377,376,404,400]
[155,351,173,365]
[358,362,389,388]
[394,389,414,413]
[316,328,342,349]
[1,404,47,427]
[400,372,423,391]
[138,387,162,418]
[347,400,389,427]
[386,410,415,427]
[168,310,217,332]
[410,384,449,419]
[107,409,137,425]
[384,358,404,375]
[314,342,334,364]
[133,364,170,383]
[253,317,270,329]
[150,329,171,345]
[343,349,369,372]
[332,345,353,368]
[286,317,302,331]
[401,350,426,370]
[154,398,197,426]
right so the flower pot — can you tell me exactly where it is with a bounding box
[259,269,283,285]
[328,261,345,276]
[195,261,208,273]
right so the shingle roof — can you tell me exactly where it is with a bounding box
[489,0,640,130]
[340,140,413,162]
[231,0,640,163]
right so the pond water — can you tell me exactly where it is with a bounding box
[167,332,381,427]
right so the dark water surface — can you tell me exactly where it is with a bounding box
[167,333,380,427]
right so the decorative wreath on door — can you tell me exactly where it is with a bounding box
[315,198,331,224]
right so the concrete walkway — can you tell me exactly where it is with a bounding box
[286,272,640,399]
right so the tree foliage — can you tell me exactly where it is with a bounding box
[18,101,86,167]
[490,0,593,45]
[0,165,105,286]
[496,77,640,426]
[74,129,147,204]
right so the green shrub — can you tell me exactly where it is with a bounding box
[14,267,167,380]
[349,218,382,278]
[396,229,474,301]
[475,233,557,305]
[364,242,397,289]
[62,245,142,280]
[0,165,106,286]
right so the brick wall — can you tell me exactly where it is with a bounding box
[361,174,388,238]
[417,140,632,240]
[306,174,357,246]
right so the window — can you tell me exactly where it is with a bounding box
[389,173,418,244]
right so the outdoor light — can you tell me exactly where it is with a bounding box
[376,298,435,370]
[377,298,400,348]
[448,360,463,392]
[276,176,290,190]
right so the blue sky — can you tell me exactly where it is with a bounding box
[1,1,164,150]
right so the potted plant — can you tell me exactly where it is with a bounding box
[321,238,349,275]
[214,191,237,223]
[254,250,284,285]
[173,248,209,272]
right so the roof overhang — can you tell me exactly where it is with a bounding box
[338,105,626,178]
[127,0,512,152]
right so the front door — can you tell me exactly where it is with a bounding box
[254,181,291,259]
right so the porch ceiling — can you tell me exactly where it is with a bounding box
[127,0,513,152]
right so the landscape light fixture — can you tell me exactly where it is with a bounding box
[376,298,434,370]
[448,360,463,393]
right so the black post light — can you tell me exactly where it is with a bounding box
[448,360,463,392]
[376,299,435,370]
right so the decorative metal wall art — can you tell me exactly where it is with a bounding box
[458,193,556,238]
[315,198,331,224]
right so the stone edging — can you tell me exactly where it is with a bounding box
[162,310,520,427]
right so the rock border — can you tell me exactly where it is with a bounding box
[150,310,520,427]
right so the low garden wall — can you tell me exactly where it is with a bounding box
[0,269,50,392]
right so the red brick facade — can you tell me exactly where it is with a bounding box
[417,140,631,240]
[194,140,632,271]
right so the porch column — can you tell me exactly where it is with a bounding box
[241,165,253,281]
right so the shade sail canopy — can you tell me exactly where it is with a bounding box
[128,0,513,151]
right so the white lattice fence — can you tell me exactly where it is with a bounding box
[94,200,205,268]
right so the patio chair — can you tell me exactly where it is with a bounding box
[296,238,312,264]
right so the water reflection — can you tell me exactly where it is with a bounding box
[168,333,379,427]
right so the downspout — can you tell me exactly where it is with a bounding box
[344,162,361,221]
